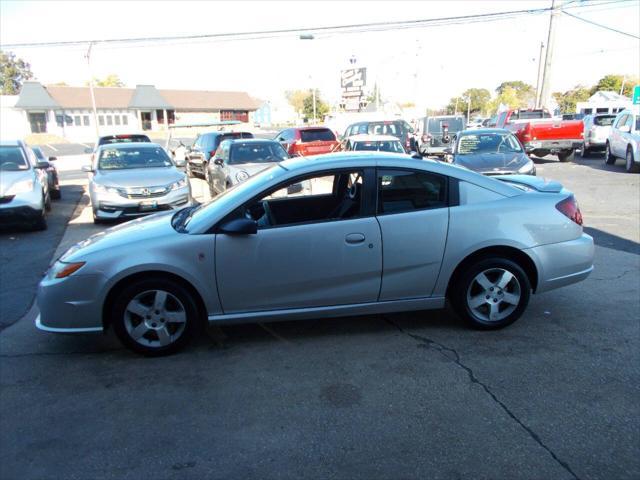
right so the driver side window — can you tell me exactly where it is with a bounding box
[243,170,365,229]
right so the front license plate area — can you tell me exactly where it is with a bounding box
[139,200,158,211]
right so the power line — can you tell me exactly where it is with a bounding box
[1,6,556,49]
[562,10,640,39]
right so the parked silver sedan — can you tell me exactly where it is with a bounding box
[84,142,192,223]
[38,153,594,355]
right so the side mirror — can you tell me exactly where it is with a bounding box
[81,165,94,173]
[36,161,50,169]
[619,125,631,133]
[218,218,257,235]
[410,152,422,159]
[48,156,57,162]
[214,157,224,166]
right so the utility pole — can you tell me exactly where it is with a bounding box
[466,94,471,123]
[299,34,317,123]
[85,42,99,137]
[535,42,545,108]
[454,97,459,115]
[619,75,626,96]
[312,87,317,124]
[539,0,560,111]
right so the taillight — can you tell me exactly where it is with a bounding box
[556,195,583,226]
[209,150,216,157]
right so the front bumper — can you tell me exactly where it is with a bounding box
[0,189,44,224]
[528,233,594,294]
[92,186,191,220]
[36,273,106,332]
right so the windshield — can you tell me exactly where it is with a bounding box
[353,140,405,153]
[457,133,523,155]
[179,164,288,233]
[428,117,464,133]
[98,146,173,170]
[300,129,336,142]
[229,142,289,164]
[593,115,615,127]
[32,147,45,160]
[0,146,30,171]
[366,122,410,137]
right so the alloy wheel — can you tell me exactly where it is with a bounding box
[123,289,187,348]
[466,268,521,322]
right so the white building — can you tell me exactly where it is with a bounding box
[575,91,631,115]
[2,82,261,142]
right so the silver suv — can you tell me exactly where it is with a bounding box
[605,109,640,173]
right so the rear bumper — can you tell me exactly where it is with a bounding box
[524,139,582,152]
[528,233,595,294]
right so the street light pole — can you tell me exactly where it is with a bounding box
[539,0,560,110]
[85,42,99,137]
[535,42,545,108]
[299,34,317,124]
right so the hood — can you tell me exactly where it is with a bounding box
[228,162,277,176]
[454,152,530,173]
[0,169,35,196]
[61,210,177,262]
[94,167,185,188]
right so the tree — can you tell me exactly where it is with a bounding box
[86,74,124,87]
[284,90,307,113]
[0,50,33,94]
[366,83,382,104]
[486,86,522,114]
[591,74,639,97]
[446,88,491,116]
[302,89,329,121]
[495,81,535,108]
[553,85,591,113]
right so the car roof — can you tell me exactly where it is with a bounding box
[347,134,402,141]
[0,140,24,147]
[221,138,280,146]
[459,128,511,135]
[289,126,334,131]
[201,130,253,137]
[97,142,163,150]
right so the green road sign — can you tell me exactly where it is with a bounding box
[633,85,640,105]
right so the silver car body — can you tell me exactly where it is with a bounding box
[37,153,594,333]
[582,114,616,150]
[0,140,48,223]
[87,142,192,220]
[607,109,640,165]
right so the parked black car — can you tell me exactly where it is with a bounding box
[449,129,536,176]
[32,147,61,199]
[185,131,254,178]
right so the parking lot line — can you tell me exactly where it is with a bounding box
[258,323,291,344]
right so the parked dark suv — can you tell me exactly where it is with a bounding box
[185,131,253,178]
[342,120,416,153]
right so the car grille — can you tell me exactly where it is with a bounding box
[118,186,170,199]
[0,195,15,204]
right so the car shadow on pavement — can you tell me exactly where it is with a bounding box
[584,226,640,255]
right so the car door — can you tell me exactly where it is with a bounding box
[214,169,382,313]
[210,142,230,194]
[375,168,450,300]
[611,114,627,156]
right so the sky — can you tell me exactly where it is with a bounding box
[1,0,639,110]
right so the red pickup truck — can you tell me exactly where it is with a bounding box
[496,109,584,162]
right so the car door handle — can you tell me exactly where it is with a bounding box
[345,233,365,244]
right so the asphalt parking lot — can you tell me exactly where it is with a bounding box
[0,152,638,480]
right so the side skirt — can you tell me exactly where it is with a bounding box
[208,297,446,325]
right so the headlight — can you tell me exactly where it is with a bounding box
[93,183,120,194]
[170,177,188,190]
[518,161,534,173]
[235,171,250,182]
[46,261,85,280]
[6,179,34,195]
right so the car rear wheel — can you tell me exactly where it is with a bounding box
[111,278,200,356]
[605,142,616,165]
[580,143,589,158]
[557,149,575,162]
[626,148,639,173]
[451,258,531,330]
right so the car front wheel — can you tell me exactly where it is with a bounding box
[111,278,200,356]
[451,258,531,330]
[605,142,616,165]
[626,148,639,173]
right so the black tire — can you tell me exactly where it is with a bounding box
[450,257,531,330]
[626,148,640,173]
[111,277,200,356]
[51,188,61,200]
[32,209,47,231]
[605,142,616,165]
[44,192,52,211]
[580,143,589,158]
[557,149,575,163]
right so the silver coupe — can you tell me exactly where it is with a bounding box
[37,153,594,355]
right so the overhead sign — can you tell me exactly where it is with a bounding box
[632,85,640,105]
[341,68,367,90]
